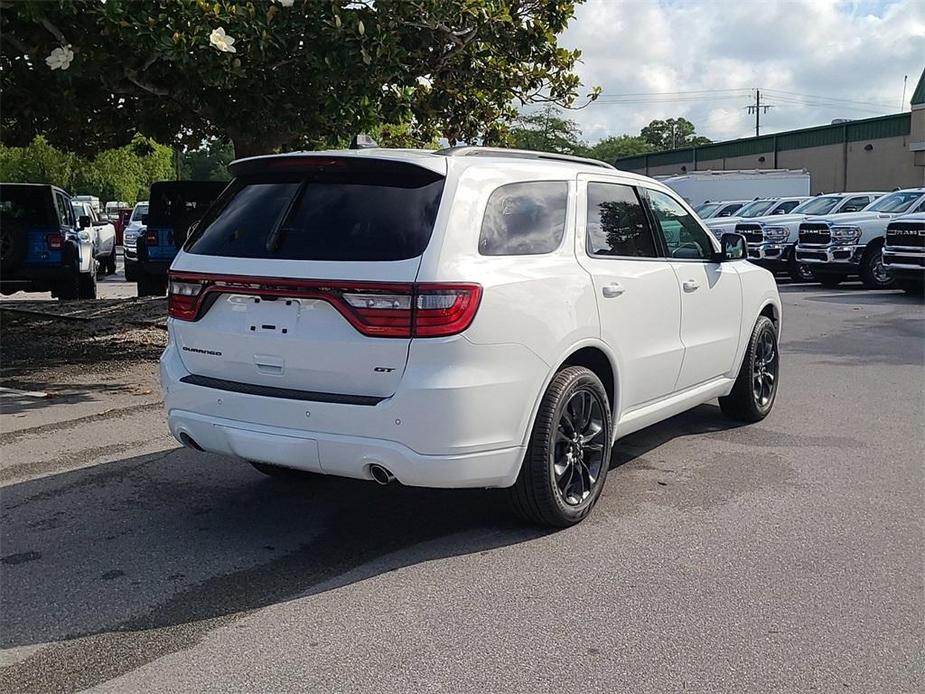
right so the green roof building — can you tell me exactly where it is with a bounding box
[615,69,925,193]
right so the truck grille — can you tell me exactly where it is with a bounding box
[735,223,764,244]
[799,223,830,245]
[885,222,925,249]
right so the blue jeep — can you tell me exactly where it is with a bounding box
[0,183,98,300]
[132,181,227,297]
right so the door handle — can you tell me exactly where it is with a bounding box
[601,283,625,298]
[682,280,700,292]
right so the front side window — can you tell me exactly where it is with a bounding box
[478,181,568,256]
[840,196,872,213]
[644,188,715,260]
[716,203,744,217]
[586,182,658,258]
[738,200,777,218]
[770,199,802,215]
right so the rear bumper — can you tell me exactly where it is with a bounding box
[167,409,523,488]
[159,333,547,488]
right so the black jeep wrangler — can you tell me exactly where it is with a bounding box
[0,183,98,300]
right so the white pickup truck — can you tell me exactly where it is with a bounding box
[794,188,925,288]
[734,192,883,281]
[882,212,925,294]
[705,196,810,236]
[72,200,118,275]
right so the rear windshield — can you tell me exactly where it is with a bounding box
[148,184,225,228]
[186,163,445,261]
[0,186,54,228]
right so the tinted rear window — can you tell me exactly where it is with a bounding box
[478,181,568,255]
[186,164,445,261]
[0,186,55,228]
[149,184,226,228]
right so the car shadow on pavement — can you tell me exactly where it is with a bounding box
[610,403,748,469]
[0,403,749,691]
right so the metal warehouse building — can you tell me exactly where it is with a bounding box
[614,71,925,194]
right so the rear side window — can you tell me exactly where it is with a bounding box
[478,181,568,256]
[186,163,444,261]
[586,182,658,258]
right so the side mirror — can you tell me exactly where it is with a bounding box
[720,232,746,261]
[78,215,92,229]
[141,214,149,226]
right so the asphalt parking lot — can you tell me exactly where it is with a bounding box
[0,278,923,693]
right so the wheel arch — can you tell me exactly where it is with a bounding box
[519,339,622,450]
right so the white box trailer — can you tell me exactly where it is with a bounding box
[659,169,811,208]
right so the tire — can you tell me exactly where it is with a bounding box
[104,245,117,275]
[124,260,138,283]
[77,268,98,299]
[0,221,28,274]
[55,272,80,301]
[859,243,894,290]
[787,254,814,283]
[719,316,779,423]
[137,274,167,297]
[817,274,846,288]
[249,461,316,480]
[508,366,612,527]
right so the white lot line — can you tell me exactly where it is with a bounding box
[0,386,49,399]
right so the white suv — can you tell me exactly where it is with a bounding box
[160,148,782,526]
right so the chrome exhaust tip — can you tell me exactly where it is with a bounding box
[369,464,395,485]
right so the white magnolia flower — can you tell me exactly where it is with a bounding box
[274,0,295,6]
[45,45,74,71]
[416,75,433,89]
[209,27,236,53]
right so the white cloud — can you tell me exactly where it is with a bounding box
[559,0,925,144]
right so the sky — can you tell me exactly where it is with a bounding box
[558,0,925,145]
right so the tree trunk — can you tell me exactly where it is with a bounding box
[230,133,293,160]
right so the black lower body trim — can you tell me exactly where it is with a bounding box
[179,374,384,406]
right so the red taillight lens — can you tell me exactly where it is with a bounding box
[145,229,158,246]
[166,273,481,337]
[413,284,482,337]
[168,278,204,319]
[46,234,63,250]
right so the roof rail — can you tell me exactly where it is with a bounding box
[434,146,615,170]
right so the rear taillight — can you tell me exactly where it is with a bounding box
[167,278,204,320]
[413,284,482,337]
[46,234,63,250]
[167,273,481,338]
[145,229,158,245]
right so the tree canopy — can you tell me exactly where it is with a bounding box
[0,135,173,204]
[508,105,587,155]
[640,117,711,150]
[2,0,598,157]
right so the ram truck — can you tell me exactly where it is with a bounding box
[882,212,925,295]
[795,188,925,288]
[735,192,883,281]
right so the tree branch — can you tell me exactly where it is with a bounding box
[38,17,67,44]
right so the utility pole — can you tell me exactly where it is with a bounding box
[901,74,908,112]
[746,89,774,137]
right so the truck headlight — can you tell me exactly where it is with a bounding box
[763,226,789,242]
[831,226,862,244]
